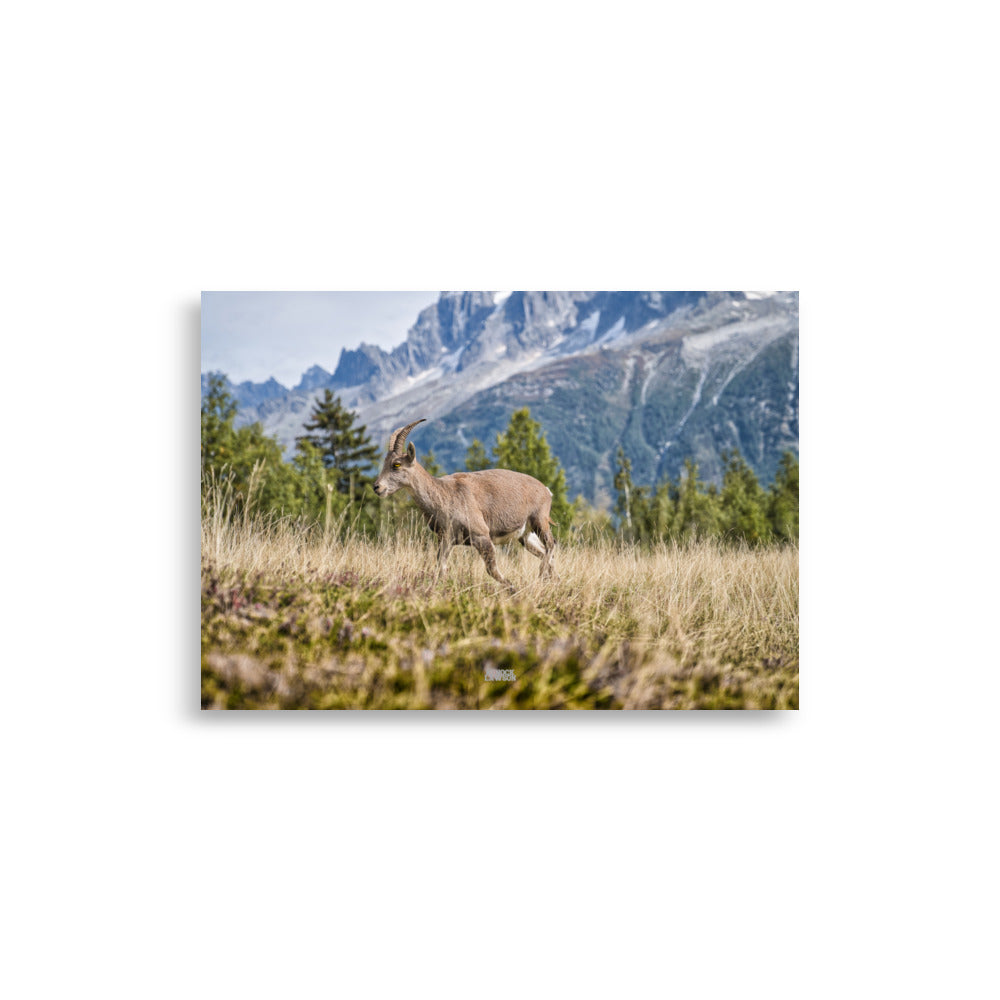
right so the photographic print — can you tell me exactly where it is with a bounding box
[201,291,799,709]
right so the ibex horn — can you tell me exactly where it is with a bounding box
[388,417,426,454]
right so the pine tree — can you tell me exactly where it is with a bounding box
[493,408,572,533]
[615,447,669,542]
[464,439,491,471]
[201,372,301,517]
[290,439,343,527]
[235,425,300,516]
[719,449,772,544]
[613,447,634,533]
[200,373,237,472]
[767,451,799,542]
[296,390,379,495]
[675,458,722,541]
[649,476,676,539]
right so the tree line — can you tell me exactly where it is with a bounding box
[201,372,797,544]
[610,447,798,546]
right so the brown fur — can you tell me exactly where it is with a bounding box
[373,419,556,590]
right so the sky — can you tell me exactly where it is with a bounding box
[200,291,441,388]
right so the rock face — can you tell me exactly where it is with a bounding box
[330,343,388,391]
[294,365,333,393]
[201,373,287,411]
[204,290,798,504]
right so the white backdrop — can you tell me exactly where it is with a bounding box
[2,2,996,998]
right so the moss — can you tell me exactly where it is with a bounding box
[201,543,797,710]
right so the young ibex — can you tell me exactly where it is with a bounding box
[372,418,556,589]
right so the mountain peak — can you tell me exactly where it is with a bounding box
[294,365,333,393]
[206,291,798,505]
[331,342,391,389]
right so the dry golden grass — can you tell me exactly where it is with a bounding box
[201,511,798,710]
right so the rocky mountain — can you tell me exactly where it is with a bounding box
[203,290,798,507]
[200,373,287,411]
[294,365,334,393]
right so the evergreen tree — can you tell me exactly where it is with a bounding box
[222,418,302,515]
[648,475,676,539]
[493,408,572,533]
[674,458,722,541]
[615,447,681,542]
[200,373,237,471]
[613,446,635,535]
[201,373,302,516]
[296,390,379,495]
[719,449,771,544]
[464,439,491,471]
[767,451,799,542]
[613,446,652,540]
[290,439,343,527]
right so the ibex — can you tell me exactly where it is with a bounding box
[372,418,556,589]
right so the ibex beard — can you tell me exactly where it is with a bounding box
[372,418,556,591]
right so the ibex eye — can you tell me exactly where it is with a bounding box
[392,462,401,469]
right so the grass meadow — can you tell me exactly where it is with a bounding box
[201,496,799,710]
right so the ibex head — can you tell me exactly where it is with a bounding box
[372,418,427,496]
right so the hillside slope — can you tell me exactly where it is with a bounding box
[204,290,798,504]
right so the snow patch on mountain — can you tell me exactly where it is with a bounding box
[440,344,466,372]
[681,325,743,361]
[206,291,797,500]
[595,316,626,346]
[577,311,600,337]
[405,367,441,387]
[661,367,708,456]
[640,360,657,405]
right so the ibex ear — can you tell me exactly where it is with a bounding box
[405,440,416,464]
